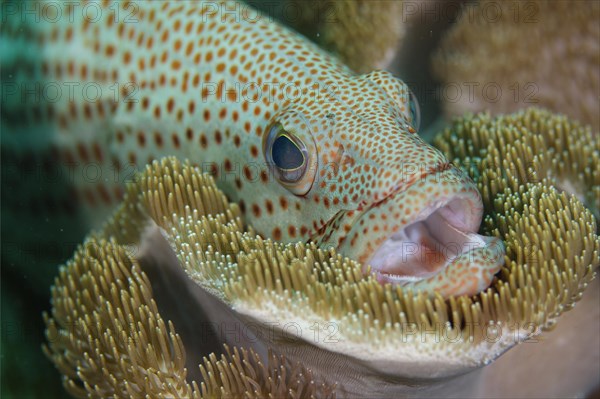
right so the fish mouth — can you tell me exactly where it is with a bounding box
[368,197,489,282]
[357,167,504,292]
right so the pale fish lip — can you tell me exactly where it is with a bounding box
[367,196,502,290]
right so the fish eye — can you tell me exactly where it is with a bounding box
[264,122,314,194]
[272,134,305,177]
[408,89,421,131]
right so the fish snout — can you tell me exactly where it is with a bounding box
[337,166,505,297]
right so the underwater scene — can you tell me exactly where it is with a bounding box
[1,0,598,398]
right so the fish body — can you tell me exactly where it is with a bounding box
[2,0,503,296]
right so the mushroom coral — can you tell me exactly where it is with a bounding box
[44,108,599,397]
[432,0,600,131]
[433,107,599,222]
[43,226,336,398]
[281,0,405,73]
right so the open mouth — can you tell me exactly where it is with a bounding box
[368,197,492,284]
[323,166,504,296]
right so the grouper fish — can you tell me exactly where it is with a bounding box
[1,0,504,297]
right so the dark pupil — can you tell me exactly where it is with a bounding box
[409,91,421,131]
[272,135,304,170]
[410,100,417,122]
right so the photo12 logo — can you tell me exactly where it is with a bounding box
[2,81,138,105]
[1,1,139,24]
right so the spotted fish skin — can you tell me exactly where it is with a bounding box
[2,0,503,296]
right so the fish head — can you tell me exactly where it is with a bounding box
[262,70,504,296]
